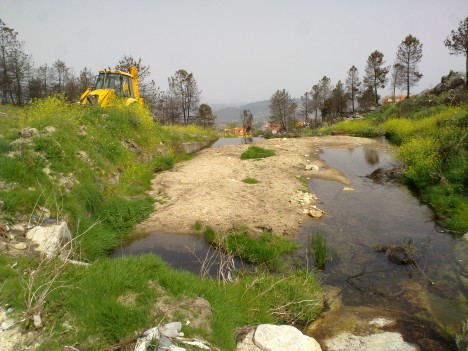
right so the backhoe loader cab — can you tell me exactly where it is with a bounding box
[80,66,143,107]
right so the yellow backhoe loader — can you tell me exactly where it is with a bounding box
[80,66,143,107]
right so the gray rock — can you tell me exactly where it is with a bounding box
[325,332,418,351]
[33,314,42,328]
[19,127,39,138]
[237,324,322,351]
[26,222,72,256]
[1,319,14,330]
[10,224,25,235]
[305,164,319,171]
[10,138,33,151]
[456,318,468,351]
[157,335,172,350]
[123,139,142,155]
[163,322,182,332]
[161,328,178,338]
[44,126,56,134]
[369,317,396,328]
[14,242,27,250]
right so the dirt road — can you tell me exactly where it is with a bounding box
[137,136,384,236]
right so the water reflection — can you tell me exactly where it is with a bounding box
[299,146,466,331]
[363,147,379,164]
[211,137,264,147]
[112,232,249,275]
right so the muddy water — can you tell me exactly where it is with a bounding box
[112,232,250,275]
[301,144,467,345]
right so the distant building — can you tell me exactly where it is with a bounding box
[223,127,248,136]
[263,122,282,134]
[382,95,407,104]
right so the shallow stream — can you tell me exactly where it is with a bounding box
[300,144,466,350]
[113,138,467,347]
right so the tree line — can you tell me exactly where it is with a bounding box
[269,17,468,131]
[0,18,214,126]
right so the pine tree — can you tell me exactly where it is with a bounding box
[363,51,389,106]
[444,17,468,90]
[395,35,423,98]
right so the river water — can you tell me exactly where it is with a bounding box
[113,138,467,345]
[299,144,466,344]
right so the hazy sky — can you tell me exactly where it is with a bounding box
[1,0,467,104]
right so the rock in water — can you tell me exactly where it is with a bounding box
[325,332,417,351]
[237,324,322,351]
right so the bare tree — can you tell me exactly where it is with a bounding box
[345,65,361,114]
[317,76,332,119]
[395,35,423,98]
[329,80,347,120]
[269,89,295,131]
[0,19,15,103]
[9,36,31,105]
[444,17,468,90]
[51,60,69,94]
[114,55,158,108]
[310,84,320,123]
[78,67,94,93]
[0,19,31,105]
[168,69,201,125]
[390,63,405,103]
[36,64,53,97]
[364,50,389,106]
[241,109,253,134]
[299,92,312,124]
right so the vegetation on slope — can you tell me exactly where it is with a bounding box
[0,98,217,260]
[318,92,468,232]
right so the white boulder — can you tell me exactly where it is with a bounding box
[237,324,322,351]
[26,222,72,256]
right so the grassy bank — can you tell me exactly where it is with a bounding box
[0,99,323,350]
[0,98,217,260]
[317,93,468,232]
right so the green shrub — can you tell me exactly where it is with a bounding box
[240,146,276,160]
[202,226,298,271]
[398,136,442,188]
[99,197,154,235]
[153,155,175,172]
[242,177,260,184]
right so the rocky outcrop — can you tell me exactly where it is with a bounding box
[236,324,322,351]
[429,72,466,95]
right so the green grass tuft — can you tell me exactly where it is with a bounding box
[308,231,334,269]
[202,225,298,271]
[240,146,276,160]
[242,177,260,184]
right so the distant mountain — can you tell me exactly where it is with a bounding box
[212,99,302,124]
[213,100,270,124]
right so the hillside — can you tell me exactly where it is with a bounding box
[213,100,271,123]
[213,99,306,124]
